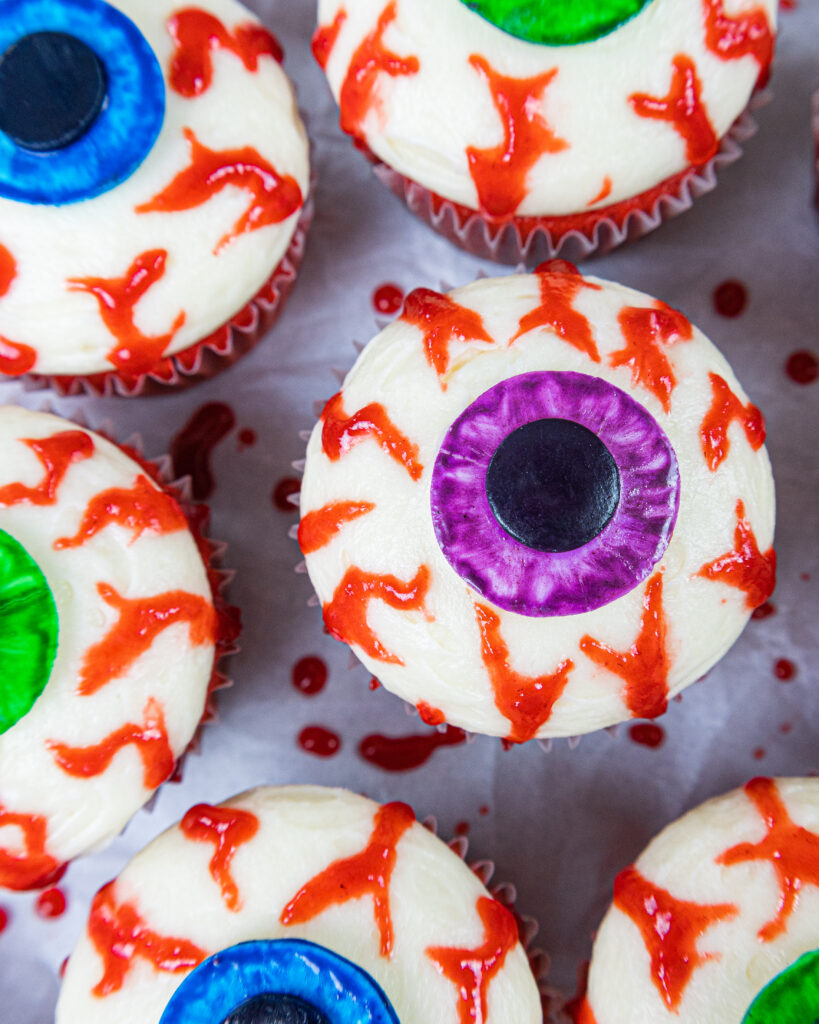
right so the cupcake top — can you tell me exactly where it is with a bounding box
[299,265,775,740]
[0,406,221,888]
[314,0,775,219]
[56,785,542,1024]
[578,777,819,1024]
[0,0,309,379]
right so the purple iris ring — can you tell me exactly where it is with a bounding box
[430,371,680,617]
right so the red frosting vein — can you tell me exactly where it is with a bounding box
[610,302,693,412]
[0,807,60,891]
[321,392,423,480]
[697,499,775,609]
[298,500,375,554]
[699,372,765,472]
[312,8,347,70]
[180,803,259,912]
[400,287,494,386]
[0,430,94,507]
[511,261,601,362]
[702,0,774,88]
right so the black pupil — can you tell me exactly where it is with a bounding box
[220,993,331,1024]
[0,31,107,152]
[486,418,620,553]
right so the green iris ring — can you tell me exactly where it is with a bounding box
[0,529,59,734]
[460,0,653,46]
[743,949,819,1024]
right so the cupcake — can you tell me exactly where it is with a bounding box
[574,776,819,1024]
[56,785,544,1024]
[0,0,310,395]
[313,0,775,262]
[0,405,237,890]
[298,264,776,741]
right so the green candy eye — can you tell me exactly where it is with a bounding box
[460,0,653,45]
[743,950,819,1024]
[0,529,59,734]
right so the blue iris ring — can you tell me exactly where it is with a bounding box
[159,940,401,1024]
[0,0,165,205]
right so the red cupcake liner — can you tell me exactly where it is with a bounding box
[365,94,767,264]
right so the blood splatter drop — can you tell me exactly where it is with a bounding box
[170,402,235,500]
[753,747,766,760]
[774,659,796,681]
[368,677,380,690]
[454,820,470,836]
[36,887,67,919]
[292,656,327,696]
[713,280,748,318]
[752,601,776,620]
[785,350,818,385]
[272,476,300,512]
[358,725,466,772]
[237,428,257,450]
[629,723,666,749]
[298,725,341,757]
[372,283,404,315]
[780,722,793,734]
[479,805,490,816]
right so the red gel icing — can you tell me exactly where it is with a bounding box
[785,350,818,384]
[0,807,60,891]
[467,56,568,220]
[88,880,207,996]
[358,724,466,772]
[180,803,259,912]
[717,777,819,941]
[373,282,404,315]
[338,2,419,138]
[0,242,15,298]
[426,896,518,1024]
[298,500,375,554]
[416,701,445,726]
[629,723,666,748]
[629,55,718,166]
[49,698,175,789]
[78,583,215,696]
[713,279,748,318]
[775,658,796,681]
[401,287,494,385]
[292,655,328,696]
[0,907,7,933]
[697,499,776,609]
[475,601,573,743]
[35,887,66,919]
[752,600,776,620]
[298,725,341,757]
[0,430,94,507]
[699,372,765,472]
[610,302,693,412]
[0,337,37,376]
[171,401,236,500]
[323,565,431,664]
[587,177,613,207]
[280,801,414,958]
[136,128,302,254]
[512,262,602,362]
[272,476,301,512]
[613,865,737,1010]
[54,474,186,549]
[702,0,774,89]
[312,8,347,70]
[580,572,670,720]
[572,997,599,1024]
[321,392,423,480]
[168,7,282,98]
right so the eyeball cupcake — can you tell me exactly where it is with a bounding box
[574,777,819,1024]
[313,0,775,262]
[298,264,775,741]
[56,785,544,1024]
[0,405,237,890]
[0,0,310,395]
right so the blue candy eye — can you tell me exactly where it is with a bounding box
[0,0,165,205]
[159,940,400,1024]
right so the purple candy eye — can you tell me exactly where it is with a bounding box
[430,371,680,617]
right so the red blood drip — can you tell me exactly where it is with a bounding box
[752,600,776,620]
[272,475,301,512]
[53,475,186,549]
[372,282,404,315]
[0,337,37,376]
[400,287,494,386]
[88,881,207,997]
[237,427,257,449]
[774,658,796,681]
[0,431,94,507]
[702,0,774,88]
[136,128,303,254]
[171,401,236,500]
[69,250,186,376]
[167,7,282,98]
[629,723,666,748]
[785,350,818,384]
[179,803,259,912]
[337,2,419,138]
[49,698,175,789]
[322,565,431,664]
[466,55,568,220]
[610,302,693,412]
[475,602,574,743]
[717,777,819,941]
[699,372,765,472]
[312,8,347,70]
[713,279,748,318]
[321,392,423,480]
[0,807,60,891]
[587,177,613,207]
[78,583,215,696]
[358,724,465,772]
[511,262,602,362]
[298,725,341,757]
[35,887,66,919]
[416,701,445,726]
[0,242,15,298]
[629,55,718,166]
[426,896,519,1024]
[298,500,375,554]
[580,573,670,720]
[280,801,414,958]
[696,499,776,609]
[292,655,328,695]
[613,865,737,1010]
[0,907,7,933]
